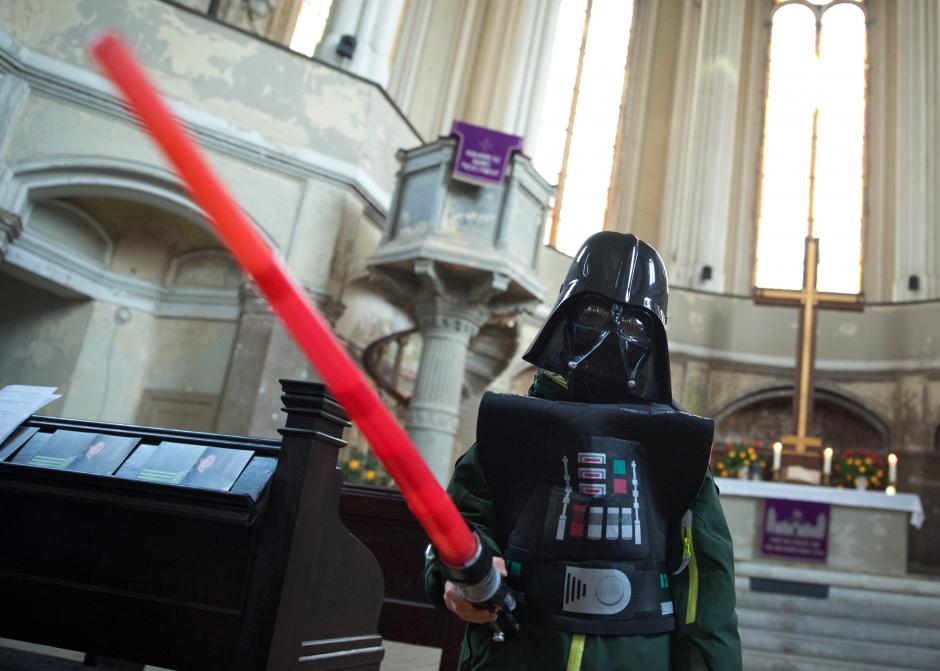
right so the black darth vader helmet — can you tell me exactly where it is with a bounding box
[522,232,672,404]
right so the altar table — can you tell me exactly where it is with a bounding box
[714,478,924,576]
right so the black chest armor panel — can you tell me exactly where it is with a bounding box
[476,392,712,636]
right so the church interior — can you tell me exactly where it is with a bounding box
[0,1,939,669]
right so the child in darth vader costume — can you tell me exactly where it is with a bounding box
[425,232,742,671]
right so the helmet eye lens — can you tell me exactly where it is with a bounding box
[576,297,610,328]
[617,316,648,341]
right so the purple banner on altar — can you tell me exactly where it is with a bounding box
[450,121,524,186]
[761,498,830,562]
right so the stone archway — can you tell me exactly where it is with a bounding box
[0,157,280,252]
[0,160,246,430]
[713,385,890,453]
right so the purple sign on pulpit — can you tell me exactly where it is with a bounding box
[450,121,524,186]
[761,497,830,562]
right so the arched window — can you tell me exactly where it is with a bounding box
[754,0,867,294]
[532,0,635,256]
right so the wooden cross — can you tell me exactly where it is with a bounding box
[755,237,864,456]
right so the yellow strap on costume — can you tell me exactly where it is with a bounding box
[683,526,698,624]
[566,634,585,671]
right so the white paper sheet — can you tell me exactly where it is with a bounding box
[0,385,61,445]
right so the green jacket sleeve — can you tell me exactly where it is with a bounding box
[670,471,743,671]
[424,444,500,610]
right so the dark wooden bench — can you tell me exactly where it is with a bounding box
[0,380,384,671]
[339,486,465,671]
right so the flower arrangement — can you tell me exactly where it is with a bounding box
[832,448,885,489]
[339,449,395,489]
[714,440,766,478]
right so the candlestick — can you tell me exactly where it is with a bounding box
[885,484,897,496]
[772,441,782,481]
[888,453,898,484]
[823,446,833,475]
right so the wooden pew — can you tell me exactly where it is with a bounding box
[339,486,465,671]
[0,380,384,671]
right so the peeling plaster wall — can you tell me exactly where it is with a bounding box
[286,181,359,294]
[59,301,156,422]
[663,291,940,452]
[6,96,304,249]
[53,301,236,425]
[0,0,422,298]
[0,271,93,416]
[0,0,422,432]
[146,316,237,395]
[1,192,240,426]
[667,291,940,373]
[0,0,418,190]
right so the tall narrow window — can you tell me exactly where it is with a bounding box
[754,0,866,294]
[533,0,635,256]
[289,0,333,57]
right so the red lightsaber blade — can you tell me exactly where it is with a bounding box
[89,32,476,567]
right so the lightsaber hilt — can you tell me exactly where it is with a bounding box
[428,534,521,642]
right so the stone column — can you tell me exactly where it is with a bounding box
[605,0,661,236]
[517,0,562,145]
[462,0,561,140]
[405,294,488,482]
[389,0,560,142]
[316,0,405,87]
[659,0,745,291]
[894,1,940,301]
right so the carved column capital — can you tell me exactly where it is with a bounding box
[412,294,488,339]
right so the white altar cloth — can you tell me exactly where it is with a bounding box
[714,478,925,528]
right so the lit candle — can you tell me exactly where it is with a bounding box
[823,446,833,475]
[772,441,782,471]
[888,453,898,484]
